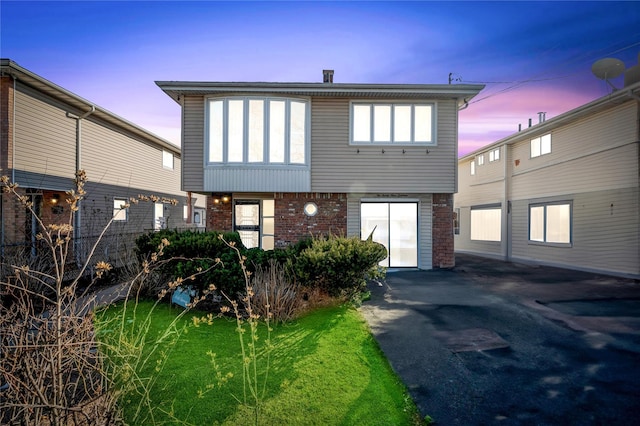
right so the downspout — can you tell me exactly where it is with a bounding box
[66,106,95,266]
[2,75,18,257]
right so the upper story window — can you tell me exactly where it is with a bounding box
[207,97,309,165]
[162,150,174,169]
[470,160,476,175]
[489,148,500,162]
[531,133,551,158]
[351,102,435,145]
[477,154,484,166]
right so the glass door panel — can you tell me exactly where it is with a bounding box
[361,203,390,267]
[235,202,260,249]
[389,203,418,267]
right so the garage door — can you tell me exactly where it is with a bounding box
[361,202,418,267]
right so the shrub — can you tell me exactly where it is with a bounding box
[135,230,248,298]
[294,235,387,298]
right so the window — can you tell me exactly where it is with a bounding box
[113,198,128,221]
[162,150,174,169]
[351,102,434,144]
[470,205,501,241]
[489,148,500,162]
[531,133,551,158]
[207,97,308,165]
[529,202,571,244]
[477,155,484,166]
[470,160,476,175]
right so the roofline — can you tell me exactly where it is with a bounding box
[0,59,180,155]
[459,81,640,162]
[155,80,485,106]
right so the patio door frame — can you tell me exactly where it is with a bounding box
[360,200,419,268]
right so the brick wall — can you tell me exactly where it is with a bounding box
[205,193,348,248]
[274,193,347,248]
[206,196,233,231]
[432,193,455,268]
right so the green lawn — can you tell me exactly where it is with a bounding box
[98,301,424,425]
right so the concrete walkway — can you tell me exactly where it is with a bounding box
[360,254,640,425]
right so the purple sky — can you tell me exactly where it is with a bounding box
[2,1,639,156]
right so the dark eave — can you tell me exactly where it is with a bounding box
[155,80,485,107]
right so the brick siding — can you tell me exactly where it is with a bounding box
[205,193,348,248]
[432,193,455,268]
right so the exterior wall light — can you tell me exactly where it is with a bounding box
[304,202,318,217]
[213,194,231,204]
[51,193,60,204]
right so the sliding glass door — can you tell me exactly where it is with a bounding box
[361,202,418,267]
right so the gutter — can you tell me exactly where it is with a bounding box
[66,106,95,266]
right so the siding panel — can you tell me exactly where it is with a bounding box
[311,98,457,193]
[182,95,205,191]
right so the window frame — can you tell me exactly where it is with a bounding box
[205,96,310,166]
[470,160,476,175]
[530,133,552,158]
[528,201,572,246]
[477,154,484,166]
[489,148,500,162]
[113,198,128,222]
[162,150,174,170]
[470,204,502,242]
[350,101,436,145]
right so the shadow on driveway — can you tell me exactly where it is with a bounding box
[360,254,640,425]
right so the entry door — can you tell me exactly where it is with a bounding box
[234,201,260,248]
[361,202,418,268]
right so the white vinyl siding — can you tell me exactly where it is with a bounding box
[312,98,453,193]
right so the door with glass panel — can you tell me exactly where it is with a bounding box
[361,202,418,267]
[234,200,275,250]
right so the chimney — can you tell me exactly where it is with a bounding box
[323,69,334,83]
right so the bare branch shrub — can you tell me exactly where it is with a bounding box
[250,260,303,324]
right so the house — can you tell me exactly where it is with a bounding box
[0,59,206,271]
[455,79,640,279]
[156,71,483,269]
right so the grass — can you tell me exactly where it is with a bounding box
[97,300,425,425]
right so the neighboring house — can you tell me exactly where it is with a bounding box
[0,59,206,272]
[455,80,640,279]
[156,71,483,269]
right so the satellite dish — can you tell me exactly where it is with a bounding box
[591,58,625,80]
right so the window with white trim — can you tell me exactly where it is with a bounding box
[531,134,551,158]
[207,97,308,165]
[470,160,476,175]
[529,202,571,244]
[477,154,484,166]
[470,205,501,241]
[162,150,174,169]
[113,198,128,221]
[351,102,435,144]
[489,148,500,162]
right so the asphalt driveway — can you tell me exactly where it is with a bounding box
[360,254,640,425]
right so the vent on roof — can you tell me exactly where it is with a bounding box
[323,69,334,83]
